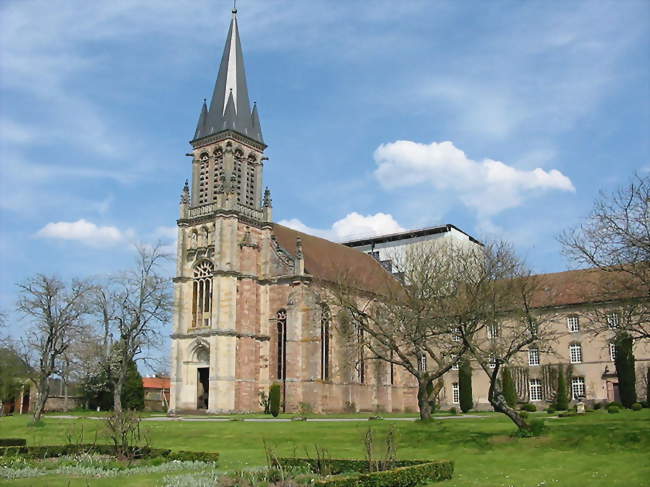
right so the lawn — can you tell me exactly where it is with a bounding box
[0,409,648,486]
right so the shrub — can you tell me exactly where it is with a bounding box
[631,402,642,411]
[558,412,577,417]
[0,439,26,447]
[343,401,356,413]
[519,411,529,420]
[516,419,546,438]
[608,401,623,409]
[607,405,620,414]
[593,401,603,410]
[521,403,537,412]
[298,402,313,415]
[269,383,281,418]
[555,366,569,411]
[546,407,556,414]
[276,458,454,486]
[502,368,517,408]
[448,407,457,415]
[640,401,649,408]
[458,359,473,414]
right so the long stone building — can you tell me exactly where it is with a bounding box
[169,9,648,414]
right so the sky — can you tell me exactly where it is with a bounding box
[1,0,648,355]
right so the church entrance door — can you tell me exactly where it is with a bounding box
[197,367,209,409]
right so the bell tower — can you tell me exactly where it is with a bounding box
[183,6,270,222]
[170,6,273,414]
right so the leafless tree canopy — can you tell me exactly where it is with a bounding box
[96,244,173,413]
[559,174,650,340]
[16,274,92,422]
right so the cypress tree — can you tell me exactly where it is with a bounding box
[502,367,517,408]
[458,359,473,413]
[122,360,144,411]
[614,333,637,408]
[555,365,569,411]
[269,382,281,417]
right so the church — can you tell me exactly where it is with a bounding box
[169,9,649,414]
[168,7,418,414]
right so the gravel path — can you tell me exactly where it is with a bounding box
[46,414,487,423]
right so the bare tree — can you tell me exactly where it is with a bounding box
[331,241,477,420]
[459,243,558,431]
[16,275,91,422]
[559,173,650,340]
[107,244,172,413]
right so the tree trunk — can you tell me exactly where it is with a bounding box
[489,390,530,430]
[113,374,124,414]
[32,378,50,423]
[417,379,433,420]
[63,381,69,412]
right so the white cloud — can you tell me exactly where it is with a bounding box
[374,140,574,217]
[279,212,404,242]
[36,219,129,247]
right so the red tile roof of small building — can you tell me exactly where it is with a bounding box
[142,377,170,390]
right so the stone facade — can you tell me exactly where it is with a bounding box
[169,9,649,415]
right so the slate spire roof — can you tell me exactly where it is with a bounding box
[193,8,263,144]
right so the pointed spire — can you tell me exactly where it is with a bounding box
[250,102,264,143]
[222,90,237,131]
[180,179,190,204]
[193,7,263,144]
[194,99,208,140]
[263,186,272,207]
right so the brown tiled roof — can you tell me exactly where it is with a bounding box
[142,377,170,390]
[272,223,396,294]
[530,267,645,309]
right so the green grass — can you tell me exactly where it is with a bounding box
[1,409,648,486]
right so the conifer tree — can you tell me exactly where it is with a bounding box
[501,367,517,408]
[555,366,569,410]
[121,360,144,411]
[614,333,637,408]
[269,383,281,418]
[459,359,473,413]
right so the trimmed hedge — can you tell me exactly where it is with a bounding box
[0,444,218,463]
[0,438,26,447]
[277,458,453,486]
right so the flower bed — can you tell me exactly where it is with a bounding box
[0,444,219,463]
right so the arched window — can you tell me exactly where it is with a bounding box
[320,305,330,381]
[192,261,214,328]
[277,309,287,380]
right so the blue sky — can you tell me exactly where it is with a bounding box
[1,0,648,345]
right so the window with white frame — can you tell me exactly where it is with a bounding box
[569,343,582,364]
[528,348,540,366]
[567,315,580,333]
[571,377,585,399]
[451,327,462,342]
[418,354,427,372]
[607,312,620,329]
[487,323,500,339]
[609,342,616,362]
[489,355,497,368]
[452,383,459,404]
[529,378,542,401]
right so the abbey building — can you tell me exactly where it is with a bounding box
[169,10,649,414]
